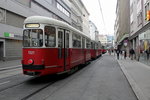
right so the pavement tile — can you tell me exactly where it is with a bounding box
[117,57,150,100]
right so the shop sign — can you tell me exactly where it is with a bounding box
[124,40,128,46]
[4,32,14,37]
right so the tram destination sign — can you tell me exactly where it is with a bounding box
[25,23,40,28]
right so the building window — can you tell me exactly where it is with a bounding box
[0,8,6,24]
[130,4,133,14]
[57,2,70,17]
[130,22,134,33]
[145,3,150,20]
[137,12,142,26]
[130,13,134,24]
[15,0,31,7]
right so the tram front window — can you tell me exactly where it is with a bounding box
[23,29,43,47]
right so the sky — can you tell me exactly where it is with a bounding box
[81,0,117,36]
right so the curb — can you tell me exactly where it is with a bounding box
[117,60,147,100]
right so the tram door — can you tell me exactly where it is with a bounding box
[58,29,69,71]
[82,38,86,63]
[64,31,70,70]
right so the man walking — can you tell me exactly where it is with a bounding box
[129,48,135,60]
[145,48,150,60]
[124,50,127,59]
[116,49,120,60]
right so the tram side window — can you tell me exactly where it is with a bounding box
[72,33,81,48]
[97,44,99,49]
[93,43,95,49]
[91,42,94,49]
[45,26,56,47]
[65,32,69,48]
[86,39,91,49]
[82,37,85,49]
[58,31,63,48]
[95,43,98,49]
[23,29,43,47]
[23,30,30,47]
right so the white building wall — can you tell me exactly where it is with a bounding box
[63,0,90,36]
[98,35,108,46]
[89,21,98,41]
[82,8,90,36]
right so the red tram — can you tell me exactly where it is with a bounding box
[22,16,102,76]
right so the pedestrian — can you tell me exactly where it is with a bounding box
[114,49,116,56]
[120,50,123,59]
[116,49,120,60]
[108,49,111,55]
[145,48,150,60]
[124,50,127,59]
[129,48,135,60]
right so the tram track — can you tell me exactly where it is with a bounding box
[0,74,59,100]
[0,57,102,100]
[21,81,56,100]
[0,77,32,93]
[0,65,21,71]
[0,67,22,79]
[20,69,82,100]
[21,57,102,100]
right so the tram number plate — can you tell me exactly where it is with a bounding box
[27,71,35,75]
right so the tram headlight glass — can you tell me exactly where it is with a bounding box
[28,59,34,65]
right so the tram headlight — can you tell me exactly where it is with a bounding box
[28,59,34,65]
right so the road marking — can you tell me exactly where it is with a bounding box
[0,81,10,86]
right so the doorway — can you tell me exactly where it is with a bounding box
[0,41,4,60]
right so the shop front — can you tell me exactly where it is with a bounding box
[139,29,150,65]
[0,32,22,61]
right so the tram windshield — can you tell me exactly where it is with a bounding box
[23,29,43,47]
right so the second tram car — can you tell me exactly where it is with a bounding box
[90,41,99,59]
[22,16,102,76]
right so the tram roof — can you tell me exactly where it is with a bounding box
[24,16,90,39]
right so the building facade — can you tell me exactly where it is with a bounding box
[89,20,99,41]
[129,0,150,60]
[107,35,114,48]
[115,0,150,60]
[0,0,89,60]
[98,35,108,46]
[115,0,130,52]
[64,0,90,36]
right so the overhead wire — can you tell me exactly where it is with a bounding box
[97,0,107,34]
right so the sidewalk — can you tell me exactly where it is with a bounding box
[117,57,150,100]
[139,57,150,66]
[0,59,21,70]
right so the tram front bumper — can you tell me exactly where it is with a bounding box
[22,64,45,70]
